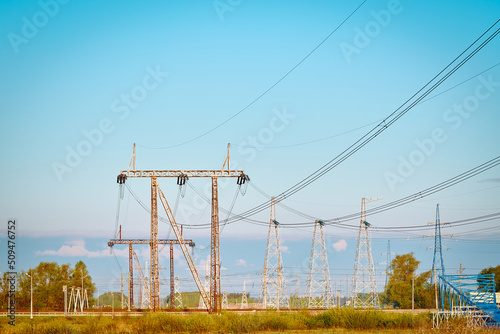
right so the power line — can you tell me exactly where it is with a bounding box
[245,155,500,229]
[232,61,500,150]
[125,155,500,232]
[224,20,500,224]
[137,1,367,150]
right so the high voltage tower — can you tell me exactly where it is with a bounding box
[350,197,381,309]
[222,291,228,310]
[382,240,393,289]
[427,204,450,284]
[261,197,289,310]
[241,281,248,309]
[174,276,183,308]
[198,262,210,309]
[306,220,333,309]
[116,144,248,313]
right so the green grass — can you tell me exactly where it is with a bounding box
[0,309,496,334]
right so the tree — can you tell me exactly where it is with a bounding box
[1,261,96,310]
[384,253,434,309]
[98,292,122,308]
[478,265,500,292]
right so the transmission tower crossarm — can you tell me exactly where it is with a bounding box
[108,238,195,246]
[120,170,245,178]
[156,180,211,311]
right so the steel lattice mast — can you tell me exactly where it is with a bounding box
[429,204,448,284]
[241,281,248,309]
[261,197,289,310]
[350,197,381,309]
[306,220,333,308]
[174,276,183,308]
[384,240,392,289]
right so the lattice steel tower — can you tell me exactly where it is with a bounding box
[384,240,392,289]
[174,276,183,308]
[350,197,381,308]
[306,220,334,308]
[429,204,447,284]
[241,281,248,309]
[261,197,289,310]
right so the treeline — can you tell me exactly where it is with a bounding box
[0,261,95,310]
[382,253,500,308]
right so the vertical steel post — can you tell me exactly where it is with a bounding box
[151,177,159,311]
[210,177,220,314]
[129,243,134,308]
[170,243,175,309]
[121,273,124,309]
[63,285,67,316]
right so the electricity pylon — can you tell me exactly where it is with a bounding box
[306,220,333,308]
[427,204,450,284]
[383,240,393,289]
[174,276,183,308]
[241,281,248,309]
[199,262,210,309]
[350,197,381,309]
[222,291,228,309]
[261,197,289,310]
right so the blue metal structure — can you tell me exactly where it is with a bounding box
[436,274,500,328]
[431,204,445,284]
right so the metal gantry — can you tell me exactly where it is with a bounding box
[350,197,381,309]
[108,237,194,309]
[117,144,248,313]
[68,287,88,313]
[306,220,333,309]
[434,274,500,328]
[261,197,289,310]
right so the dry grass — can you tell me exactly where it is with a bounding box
[0,310,497,334]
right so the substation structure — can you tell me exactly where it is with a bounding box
[108,236,195,309]
[116,145,248,314]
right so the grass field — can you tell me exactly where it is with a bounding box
[0,309,497,334]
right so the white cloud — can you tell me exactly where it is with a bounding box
[235,259,246,266]
[280,245,290,253]
[333,239,348,252]
[35,240,128,258]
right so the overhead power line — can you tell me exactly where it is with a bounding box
[124,155,500,232]
[225,19,500,224]
[232,61,500,150]
[272,155,500,229]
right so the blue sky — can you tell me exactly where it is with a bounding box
[1,0,499,301]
